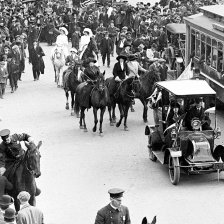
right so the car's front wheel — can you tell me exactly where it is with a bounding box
[169,155,180,185]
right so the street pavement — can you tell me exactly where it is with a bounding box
[1,43,224,224]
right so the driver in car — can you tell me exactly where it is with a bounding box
[185,98,211,131]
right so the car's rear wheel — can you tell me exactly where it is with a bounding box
[169,155,180,185]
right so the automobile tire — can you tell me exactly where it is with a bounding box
[169,155,180,185]
[148,145,157,162]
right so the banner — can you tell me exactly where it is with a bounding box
[177,59,193,80]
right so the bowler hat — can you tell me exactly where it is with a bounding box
[0,129,10,137]
[116,54,127,61]
[108,188,124,198]
[129,54,138,61]
[3,208,16,219]
[0,195,14,206]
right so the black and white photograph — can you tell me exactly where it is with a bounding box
[0,0,224,223]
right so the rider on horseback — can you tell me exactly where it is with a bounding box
[0,129,41,196]
[78,57,100,108]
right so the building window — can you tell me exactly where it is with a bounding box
[211,39,218,69]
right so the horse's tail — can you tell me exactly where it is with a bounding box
[74,93,80,116]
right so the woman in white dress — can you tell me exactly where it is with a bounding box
[56,27,69,57]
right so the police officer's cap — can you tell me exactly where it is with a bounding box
[0,129,10,137]
[108,188,124,198]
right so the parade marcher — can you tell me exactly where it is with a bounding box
[148,58,162,82]
[29,39,45,81]
[71,26,81,50]
[96,21,106,51]
[107,21,118,57]
[17,191,44,224]
[100,32,113,68]
[11,45,22,81]
[0,56,8,99]
[55,27,69,57]
[94,188,131,224]
[115,32,126,56]
[7,57,19,93]
[0,18,10,41]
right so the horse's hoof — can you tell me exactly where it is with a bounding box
[124,126,129,131]
[84,128,88,132]
[99,131,103,136]
[65,105,69,110]
[92,127,96,132]
[71,112,75,116]
[110,122,114,126]
[116,123,120,128]
[80,125,84,129]
[131,108,135,112]
[143,119,148,123]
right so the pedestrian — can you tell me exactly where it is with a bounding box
[3,208,16,224]
[100,32,113,68]
[0,195,14,223]
[7,57,19,93]
[29,39,45,81]
[17,191,44,224]
[0,167,13,198]
[94,188,131,224]
[0,56,8,99]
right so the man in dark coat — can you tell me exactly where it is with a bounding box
[100,32,113,68]
[94,188,131,224]
[29,39,45,81]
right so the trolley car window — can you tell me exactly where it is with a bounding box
[191,29,195,55]
[195,31,200,58]
[217,42,223,73]
[211,39,218,69]
[201,34,206,60]
[206,37,212,66]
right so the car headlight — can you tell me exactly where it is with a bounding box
[191,119,201,130]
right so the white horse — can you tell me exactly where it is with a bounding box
[51,46,66,87]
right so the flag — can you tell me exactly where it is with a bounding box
[177,59,193,80]
[80,0,95,8]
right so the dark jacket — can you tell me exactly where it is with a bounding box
[83,65,100,81]
[113,61,129,80]
[94,204,131,224]
[0,175,13,197]
[100,37,113,54]
[29,45,45,73]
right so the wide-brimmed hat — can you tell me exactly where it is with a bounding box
[70,48,78,53]
[3,208,16,219]
[0,195,14,206]
[83,28,92,35]
[59,27,68,35]
[116,54,127,61]
[129,54,138,61]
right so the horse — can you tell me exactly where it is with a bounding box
[106,76,136,131]
[142,216,157,224]
[51,47,66,87]
[63,63,82,115]
[6,141,42,211]
[74,71,109,134]
[132,70,160,122]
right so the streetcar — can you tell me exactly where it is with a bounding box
[184,5,224,104]
[145,79,224,185]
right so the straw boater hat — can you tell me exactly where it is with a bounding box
[59,27,68,36]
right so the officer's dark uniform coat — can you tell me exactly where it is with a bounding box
[94,204,131,224]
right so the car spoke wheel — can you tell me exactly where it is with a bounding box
[169,155,180,185]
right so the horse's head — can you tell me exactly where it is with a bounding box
[95,71,106,93]
[142,216,157,224]
[24,141,42,178]
[131,76,141,97]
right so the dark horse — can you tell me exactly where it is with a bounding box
[6,141,42,211]
[75,71,110,134]
[106,76,136,131]
[132,70,160,122]
[81,37,98,62]
[142,216,157,224]
[63,63,81,115]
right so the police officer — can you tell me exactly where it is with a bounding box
[94,188,131,224]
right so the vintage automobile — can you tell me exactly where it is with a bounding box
[165,23,186,78]
[145,80,224,185]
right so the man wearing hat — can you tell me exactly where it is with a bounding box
[0,195,14,223]
[3,207,16,223]
[0,18,9,41]
[17,191,44,224]
[96,21,106,51]
[71,26,81,50]
[94,188,131,224]
[100,31,113,67]
[107,21,118,57]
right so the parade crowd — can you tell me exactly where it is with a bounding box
[0,0,220,223]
